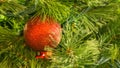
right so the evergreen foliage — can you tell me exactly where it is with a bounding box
[0,0,120,68]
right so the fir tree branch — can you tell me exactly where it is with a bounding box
[29,0,70,22]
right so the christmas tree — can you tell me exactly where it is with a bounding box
[0,0,120,68]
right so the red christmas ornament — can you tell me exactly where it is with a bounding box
[24,16,62,59]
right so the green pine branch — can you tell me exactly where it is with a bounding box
[0,0,120,68]
[27,0,70,22]
[0,0,26,18]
